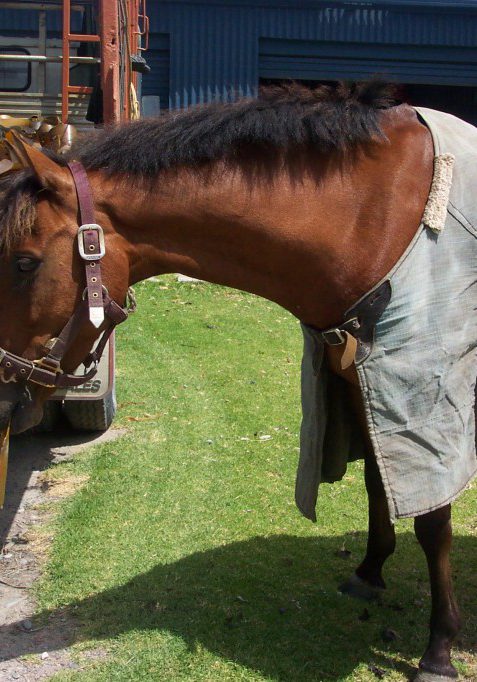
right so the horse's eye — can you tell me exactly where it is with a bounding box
[15,256,41,274]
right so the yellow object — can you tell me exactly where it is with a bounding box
[0,424,10,509]
[130,84,140,120]
[0,114,34,128]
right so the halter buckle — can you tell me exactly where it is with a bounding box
[32,356,62,372]
[26,356,63,388]
[78,224,106,261]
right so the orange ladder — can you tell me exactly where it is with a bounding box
[61,0,120,125]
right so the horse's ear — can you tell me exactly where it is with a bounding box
[4,131,32,169]
[10,131,70,193]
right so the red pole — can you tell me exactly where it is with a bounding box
[61,0,71,123]
[129,0,139,95]
[100,0,121,124]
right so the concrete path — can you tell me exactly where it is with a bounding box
[0,426,125,681]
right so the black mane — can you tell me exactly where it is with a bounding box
[0,82,398,250]
[73,81,398,177]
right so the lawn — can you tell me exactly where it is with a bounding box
[35,278,476,681]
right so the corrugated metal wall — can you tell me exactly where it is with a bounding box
[145,0,477,109]
[144,2,257,108]
[141,33,170,110]
[259,39,477,85]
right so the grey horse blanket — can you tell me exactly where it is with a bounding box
[296,107,477,522]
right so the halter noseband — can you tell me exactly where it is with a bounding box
[0,161,134,389]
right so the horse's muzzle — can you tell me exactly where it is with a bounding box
[0,384,44,434]
[11,393,44,434]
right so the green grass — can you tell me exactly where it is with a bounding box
[34,279,476,681]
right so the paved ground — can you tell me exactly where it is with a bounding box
[0,425,124,681]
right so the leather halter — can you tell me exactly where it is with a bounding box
[0,162,133,389]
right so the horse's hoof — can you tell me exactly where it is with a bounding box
[413,670,459,682]
[413,665,459,682]
[338,573,384,601]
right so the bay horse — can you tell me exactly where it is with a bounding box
[0,82,474,681]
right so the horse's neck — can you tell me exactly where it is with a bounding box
[103,111,433,328]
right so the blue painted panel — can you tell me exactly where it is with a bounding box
[141,34,170,109]
[149,3,258,108]
[4,2,476,108]
[148,0,477,8]
[255,6,477,48]
[149,1,477,47]
[147,2,477,108]
[259,38,477,85]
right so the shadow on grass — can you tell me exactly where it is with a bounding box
[1,532,476,680]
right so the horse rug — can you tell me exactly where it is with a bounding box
[296,106,477,522]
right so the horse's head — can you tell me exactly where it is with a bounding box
[0,139,130,433]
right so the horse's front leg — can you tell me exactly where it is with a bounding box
[414,504,461,681]
[331,378,396,599]
[340,448,396,600]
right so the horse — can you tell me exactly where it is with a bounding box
[0,81,475,681]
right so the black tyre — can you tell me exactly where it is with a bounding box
[62,390,116,432]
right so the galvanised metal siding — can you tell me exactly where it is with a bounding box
[147,1,477,109]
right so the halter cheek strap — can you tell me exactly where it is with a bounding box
[0,161,134,389]
[68,160,106,328]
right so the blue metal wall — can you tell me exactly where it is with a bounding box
[2,1,476,110]
[143,0,477,109]
[141,33,170,107]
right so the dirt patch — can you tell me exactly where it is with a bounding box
[39,473,90,501]
[0,427,125,681]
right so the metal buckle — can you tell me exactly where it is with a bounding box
[78,224,106,261]
[32,356,62,372]
[27,357,63,388]
[321,328,346,346]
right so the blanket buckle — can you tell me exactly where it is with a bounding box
[321,328,346,345]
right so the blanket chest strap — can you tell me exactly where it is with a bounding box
[307,280,392,365]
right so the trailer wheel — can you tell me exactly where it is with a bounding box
[63,391,116,432]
